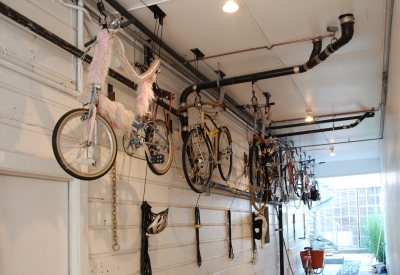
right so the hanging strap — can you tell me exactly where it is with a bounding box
[228,210,234,260]
[195,206,202,267]
[141,202,152,275]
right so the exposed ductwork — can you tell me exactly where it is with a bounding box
[179,14,355,140]
[269,112,374,130]
[273,112,373,138]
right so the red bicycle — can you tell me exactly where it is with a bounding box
[299,237,325,274]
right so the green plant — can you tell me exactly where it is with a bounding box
[362,215,385,262]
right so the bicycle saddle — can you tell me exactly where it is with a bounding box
[304,246,312,251]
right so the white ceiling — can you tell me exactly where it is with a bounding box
[98,0,388,166]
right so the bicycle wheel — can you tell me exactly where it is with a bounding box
[269,173,281,201]
[52,108,117,180]
[295,171,304,198]
[217,126,232,181]
[249,146,268,212]
[144,119,173,175]
[182,127,213,193]
[248,145,259,186]
[306,193,313,209]
[287,163,297,198]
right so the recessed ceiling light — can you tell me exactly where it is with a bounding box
[223,1,239,13]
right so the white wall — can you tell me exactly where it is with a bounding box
[380,0,400,272]
[0,0,309,274]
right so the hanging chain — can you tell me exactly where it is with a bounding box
[171,134,186,180]
[225,172,248,195]
[111,163,120,251]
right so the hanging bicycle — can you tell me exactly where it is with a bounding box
[179,89,233,193]
[237,83,274,212]
[52,5,173,180]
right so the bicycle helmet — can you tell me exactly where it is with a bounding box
[253,213,268,248]
[146,208,169,234]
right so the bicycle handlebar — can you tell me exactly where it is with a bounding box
[84,19,133,48]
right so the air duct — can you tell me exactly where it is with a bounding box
[179,14,354,140]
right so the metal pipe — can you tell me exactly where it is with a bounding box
[0,2,181,118]
[185,34,331,63]
[274,111,373,138]
[195,14,354,91]
[272,108,377,124]
[77,0,84,93]
[209,182,250,198]
[0,2,138,91]
[309,38,322,61]
[180,14,355,140]
[278,205,284,275]
[270,112,375,130]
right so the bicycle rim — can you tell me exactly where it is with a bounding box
[217,126,232,181]
[182,128,213,193]
[254,167,269,212]
[145,120,173,175]
[52,108,117,180]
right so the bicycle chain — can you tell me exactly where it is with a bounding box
[111,163,120,251]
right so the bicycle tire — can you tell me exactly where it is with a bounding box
[182,128,213,193]
[217,126,233,181]
[52,108,117,180]
[288,163,297,198]
[249,146,268,212]
[248,145,259,186]
[295,170,304,198]
[307,193,313,209]
[144,119,173,175]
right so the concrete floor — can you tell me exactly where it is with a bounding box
[322,253,385,275]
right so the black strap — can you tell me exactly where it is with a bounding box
[228,210,234,260]
[195,206,202,267]
[141,202,152,275]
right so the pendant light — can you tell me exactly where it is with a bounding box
[223,1,239,13]
[330,146,335,156]
[305,109,313,122]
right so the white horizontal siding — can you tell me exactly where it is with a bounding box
[0,0,309,274]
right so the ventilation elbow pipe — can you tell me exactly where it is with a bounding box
[179,14,354,140]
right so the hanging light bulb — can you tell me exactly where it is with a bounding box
[223,1,239,13]
[330,146,335,156]
[305,109,313,122]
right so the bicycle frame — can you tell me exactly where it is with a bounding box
[201,112,221,166]
[133,119,169,156]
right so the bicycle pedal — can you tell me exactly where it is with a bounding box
[151,154,164,163]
